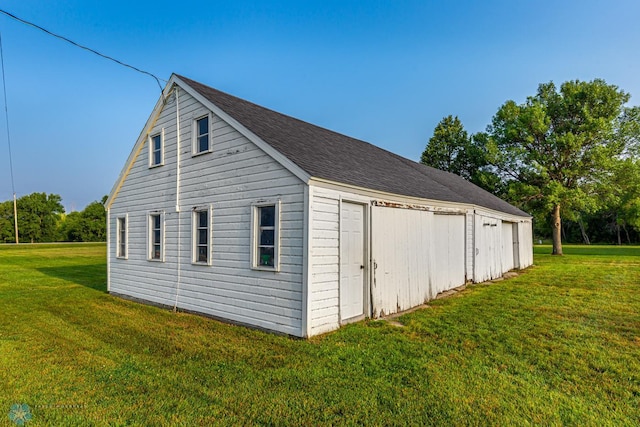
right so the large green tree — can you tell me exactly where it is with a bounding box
[484,79,637,255]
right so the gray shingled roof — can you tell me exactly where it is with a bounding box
[177,75,529,217]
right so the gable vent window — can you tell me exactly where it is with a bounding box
[194,115,211,154]
[149,130,164,167]
[251,201,280,271]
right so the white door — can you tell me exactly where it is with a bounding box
[502,222,514,272]
[340,202,365,321]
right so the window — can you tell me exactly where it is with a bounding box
[192,206,212,265]
[148,212,164,261]
[149,131,163,167]
[116,216,127,259]
[194,115,210,154]
[251,201,280,271]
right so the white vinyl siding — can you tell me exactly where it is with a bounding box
[307,187,341,335]
[108,88,305,336]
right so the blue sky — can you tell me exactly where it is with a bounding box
[1,0,639,210]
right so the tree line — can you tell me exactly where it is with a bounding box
[0,193,106,243]
[421,79,640,254]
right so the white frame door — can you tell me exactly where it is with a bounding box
[340,201,366,323]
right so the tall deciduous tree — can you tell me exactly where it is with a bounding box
[0,200,15,243]
[421,115,499,192]
[485,79,635,255]
[421,115,470,175]
[15,193,65,243]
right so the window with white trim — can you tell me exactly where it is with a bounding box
[251,201,280,271]
[149,130,164,167]
[116,216,127,259]
[193,115,211,154]
[148,212,164,261]
[192,206,212,265]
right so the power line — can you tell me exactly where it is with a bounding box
[0,32,15,197]
[0,31,19,243]
[0,8,166,92]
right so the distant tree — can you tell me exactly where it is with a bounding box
[421,115,470,175]
[15,193,65,243]
[422,115,500,193]
[0,200,14,243]
[58,198,106,242]
[594,158,640,244]
[484,79,639,255]
[0,193,108,243]
[80,200,107,242]
[58,211,83,242]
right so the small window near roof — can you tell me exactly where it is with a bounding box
[149,131,163,167]
[194,115,210,154]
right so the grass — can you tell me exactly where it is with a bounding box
[1,243,639,425]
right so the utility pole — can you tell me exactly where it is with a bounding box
[13,193,18,243]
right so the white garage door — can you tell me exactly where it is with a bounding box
[432,214,466,295]
[370,207,467,317]
[502,222,515,272]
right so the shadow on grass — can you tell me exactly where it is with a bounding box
[37,264,107,292]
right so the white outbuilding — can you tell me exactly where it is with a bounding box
[106,74,533,337]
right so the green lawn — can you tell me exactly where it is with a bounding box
[1,243,639,426]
